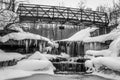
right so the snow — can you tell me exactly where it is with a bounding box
[84,19,120,79]
[0,69,32,80]
[85,37,120,79]
[83,27,120,43]
[0,50,26,61]
[60,52,70,58]
[0,32,55,46]
[83,18,120,43]
[28,51,49,60]
[9,24,24,32]
[0,51,55,80]
[85,49,111,57]
[108,19,116,26]
[85,37,120,57]
[0,66,54,80]
[42,53,57,60]
[58,27,98,41]
[0,32,59,48]
[85,57,120,72]
[15,59,55,71]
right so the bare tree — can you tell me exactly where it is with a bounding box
[96,5,108,12]
[77,0,86,9]
[0,0,29,29]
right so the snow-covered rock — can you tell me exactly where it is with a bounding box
[15,59,55,71]
[60,52,70,58]
[28,51,48,60]
[0,32,54,46]
[26,51,56,71]
[0,50,26,61]
[85,49,112,57]
[85,57,120,72]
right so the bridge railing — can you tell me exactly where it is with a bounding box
[17,4,109,26]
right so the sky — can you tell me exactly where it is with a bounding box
[27,0,119,10]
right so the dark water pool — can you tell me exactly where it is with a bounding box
[11,74,111,80]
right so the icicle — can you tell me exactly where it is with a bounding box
[35,40,37,47]
[25,40,28,53]
[29,39,32,46]
[39,43,42,52]
[20,40,22,46]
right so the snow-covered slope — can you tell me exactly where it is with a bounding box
[83,27,120,43]
[58,27,98,41]
[83,18,120,43]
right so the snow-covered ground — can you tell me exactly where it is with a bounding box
[0,51,56,80]
[0,67,54,80]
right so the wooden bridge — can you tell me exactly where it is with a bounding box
[17,4,109,26]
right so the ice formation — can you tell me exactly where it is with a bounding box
[0,32,57,47]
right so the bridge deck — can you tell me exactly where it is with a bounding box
[17,4,109,26]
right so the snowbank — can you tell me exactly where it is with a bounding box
[0,67,54,80]
[0,69,32,80]
[58,27,98,41]
[85,57,120,72]
[0,50,26,61]
[15,59,55,71]
[83,24,120,43]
